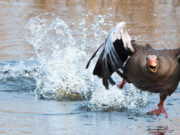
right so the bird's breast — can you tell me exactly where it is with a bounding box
[124,53,180,93]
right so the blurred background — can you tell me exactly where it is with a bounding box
[0,0,180,60]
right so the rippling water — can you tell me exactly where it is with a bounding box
[0,0,180,135]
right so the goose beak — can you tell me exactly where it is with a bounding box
[148,56,158,73]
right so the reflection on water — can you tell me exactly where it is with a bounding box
[147,126,168,135]
[0,0,180,135]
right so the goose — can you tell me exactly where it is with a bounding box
[86,22,180,118]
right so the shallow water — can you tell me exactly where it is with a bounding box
[0,0,180,135]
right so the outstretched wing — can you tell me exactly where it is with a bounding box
[86,22,135,89]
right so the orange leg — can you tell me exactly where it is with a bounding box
[147,100,168,118]
[117,79,126,89]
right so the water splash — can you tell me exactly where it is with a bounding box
[0,59,37,92]
[24,13,150,110]
[25,13,92,100]
[90,83,149,111]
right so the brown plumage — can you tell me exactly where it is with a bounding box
[86,22,180,118]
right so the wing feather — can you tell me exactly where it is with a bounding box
[86,22,135,89]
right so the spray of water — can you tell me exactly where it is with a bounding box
[24,13,150,110]
[0,59,37,92]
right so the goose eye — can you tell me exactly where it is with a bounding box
[146,57,148,61]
